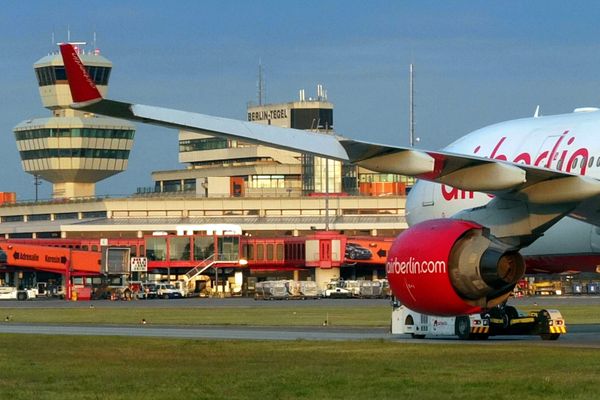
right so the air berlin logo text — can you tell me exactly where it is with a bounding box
[386,257,447,275]
[441,131,590,202]
[71,53,97,89]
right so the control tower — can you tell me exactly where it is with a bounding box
[13,43,135,199]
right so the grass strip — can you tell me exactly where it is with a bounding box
[0,334,598,400]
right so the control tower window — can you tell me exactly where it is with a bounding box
[86,66,111,86]
[19,148,130,160]
[15,128,134,140]
[54,67,67,81]
[34,66,111,87]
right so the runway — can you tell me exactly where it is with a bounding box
[0,322,598,347]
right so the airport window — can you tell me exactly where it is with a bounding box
[55,212,78,220]
[82,211,107,219]
[146,237,167,261]
[359,173,403,183]
[597,157,600,168]
[179,138,229,152]
[169,237,191,261]
[572,158,578,169]
[15,128,134,141]
[290,108,333,130]
[248,175,285,189]
[2,215,24,222]
[285,243,294,260]
[256,244,264,260]
[28,213,51,221]
[218,236,239,261]
[193,236,214,261]
[36,232,61,239]
[35,65,110,86]
[18,148,131,160]
[183,179,196,192]
[8,232,33,238]
[243,244,254,260]
[85,66,111,86]
[163,180,182,192]
[54,66,66,81]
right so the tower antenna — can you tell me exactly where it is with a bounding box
[409,63,415,147]
[258,59,265,105]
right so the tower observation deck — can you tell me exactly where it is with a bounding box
[13,43,135,199]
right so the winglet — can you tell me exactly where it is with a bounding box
[59,43,103,106]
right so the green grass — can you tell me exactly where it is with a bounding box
[0,334,598,400]
[0,306,390,327]
[0,303,598,326]
[521,305,600,325]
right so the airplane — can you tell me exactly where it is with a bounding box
[59,43,600,317]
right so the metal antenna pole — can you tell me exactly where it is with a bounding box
[409,63,415,147]
[258,59,264,106]
[325,123,330,231]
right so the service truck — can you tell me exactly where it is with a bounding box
[0,286,37,301]
[392,302,566,340]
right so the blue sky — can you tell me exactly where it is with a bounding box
[2,1,600,199]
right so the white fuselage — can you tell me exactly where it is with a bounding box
[406,110,600,261]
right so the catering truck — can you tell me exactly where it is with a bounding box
[391,303,566,340]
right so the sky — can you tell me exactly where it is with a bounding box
[2,1,600,200]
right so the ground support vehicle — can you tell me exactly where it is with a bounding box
[392,304,566,340]
[322,281,352,298]
[155,283,182,299]
[0,286,37,300]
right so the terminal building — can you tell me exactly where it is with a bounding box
[0,43,410,291]
[153,85,411,198]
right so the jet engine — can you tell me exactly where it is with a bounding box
[386,219,524,316]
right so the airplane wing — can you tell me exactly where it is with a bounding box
[59,44,600,207]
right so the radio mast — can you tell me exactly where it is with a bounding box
[409,63,415,147]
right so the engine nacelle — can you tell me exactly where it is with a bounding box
[386,219,525,316]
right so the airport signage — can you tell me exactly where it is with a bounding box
[247,108,289,122]
[130,257,148,272]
